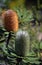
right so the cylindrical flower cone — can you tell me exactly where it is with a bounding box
[15,30,30,57]
[2,10,19,32]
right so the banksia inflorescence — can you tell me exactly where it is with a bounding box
[15,30,30,57]
[15,30,30,65]
[2,10,19,32]
[2,10,19,49]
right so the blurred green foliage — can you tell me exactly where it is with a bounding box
[14,7,33,23]
[0,0,42,65]
[0,23,42,65]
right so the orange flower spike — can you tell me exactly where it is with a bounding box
[2,10,19,32]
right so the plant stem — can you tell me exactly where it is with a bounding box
[16,58,22,65]
[6,32,11,54]
[6,32,11,47]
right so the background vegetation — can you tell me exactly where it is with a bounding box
[0,0,42,65]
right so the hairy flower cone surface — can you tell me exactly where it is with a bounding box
[15,30,30,57]
[2,10,18,32]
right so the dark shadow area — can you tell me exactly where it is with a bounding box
[25,0,37,8]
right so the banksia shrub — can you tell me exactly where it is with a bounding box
[15,30,30,57]
[2,10,19,32]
